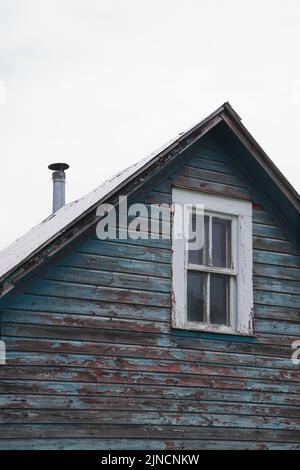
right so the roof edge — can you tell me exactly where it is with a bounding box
[222,102,300,211]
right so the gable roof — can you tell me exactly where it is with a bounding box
[0,102,299,295]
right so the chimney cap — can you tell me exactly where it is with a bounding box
[48,163,69,171]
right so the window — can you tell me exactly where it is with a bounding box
[172,188,253,335]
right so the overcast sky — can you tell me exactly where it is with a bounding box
[0,0,299,250]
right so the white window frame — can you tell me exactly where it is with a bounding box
[172,188,253,335]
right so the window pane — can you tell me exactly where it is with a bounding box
[212,218,231,267]
[187,271,205,322]
[210,274,229,325]
[188,214,209,265]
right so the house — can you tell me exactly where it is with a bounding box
[0,102,299,450]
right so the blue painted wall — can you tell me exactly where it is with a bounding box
[0,134,299,449]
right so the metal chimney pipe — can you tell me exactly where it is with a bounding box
[48,163,69,213]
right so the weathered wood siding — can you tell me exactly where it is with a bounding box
[0,135,299,449]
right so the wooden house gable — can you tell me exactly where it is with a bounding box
[0,126,299,449]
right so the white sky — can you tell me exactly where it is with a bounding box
[0,0,299,250]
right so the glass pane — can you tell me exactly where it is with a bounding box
[187,271,205,322]
[212,218,231,267]
[210,274,229,325]
[188,214,209,265]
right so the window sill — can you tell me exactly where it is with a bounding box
[179,321,240,335]
[171,327,256,343]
